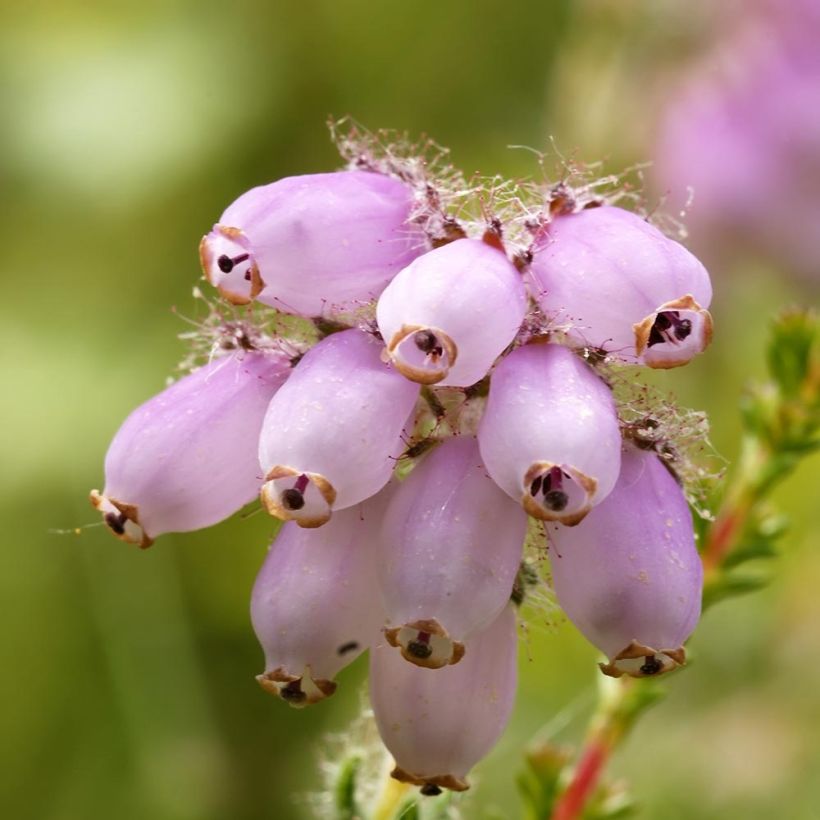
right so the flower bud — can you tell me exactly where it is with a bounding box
[528,206,713,368]
[90,351,290,547]
[199,171,423,315]
[258,329,419,528]
[379,437,527,668]
[376,238,527,386]
[478,343,621,525]
[548,446,702,678]
[370,603,518,793]
[251,501,385,707]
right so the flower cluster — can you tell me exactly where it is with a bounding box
[90,128,713,796]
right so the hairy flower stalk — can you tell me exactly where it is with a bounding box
[376,238,527,386]
[378,436,527,668]
[548,446,702,678]
[528,206,713,368]
[90,350,291,547]
[478,343,622,525]
[251,501,385,706]
[258,329,419,527]
[370,603,518,793]
[199,170,423,314]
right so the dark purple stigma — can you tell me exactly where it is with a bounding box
[217,253,250,273]
[104,511,127,535]
[542,467,569,511]
[281,489,305,511]
[407,630,433,659]
[648,311,693,347]
[413,329,443,357]
[280,680,307,703]
[640,655,663,675]
[420,784,442,796]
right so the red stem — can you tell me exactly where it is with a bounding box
[550,740,609,820]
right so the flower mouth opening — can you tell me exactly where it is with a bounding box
[256,665,337,708]
[634,295,713,369]
[260,467,337,528]
[521,463,597,526]
[386,325,458,385]
[384,619,465,669]
[390,766,470,793]
[199,225,264,305]
[598,640,686,679]
[89,490,153,549]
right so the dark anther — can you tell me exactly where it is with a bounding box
[281,489,305,511]
[407,640,433,659]
[280,680,307,703]
[648,310,692,347]
[543,490,569,512]
[529,476,543,497]
[217,253,250,273]
[104,511,126,535]
[640,655,663,675]
[674,318,692,341]
[413,329,441,356]
[337,641,359,656]
[420,784,442,797]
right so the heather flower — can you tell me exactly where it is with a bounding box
[655,0,820,283]
[478,342,622,525]
[376,237,527,386]
[251,501,385,707]
[258,328,419,527]
[370,603,518,793]
[527,206,713,368]
[90,350,290,547]
[548,446,702,678]
[199,170,423,314]
[378,436,527,668]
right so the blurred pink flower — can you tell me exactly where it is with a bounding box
[655,0,820,284]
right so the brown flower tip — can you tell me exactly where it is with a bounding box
[633,294,713,369]
[386,324,458,385]
[256,666,337,708]
[390,766,470,793]
[89,490,153,549]
[599,640,686,678]
[260,466,336,528]
[384,619,466,669]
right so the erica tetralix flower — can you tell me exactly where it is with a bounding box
[370,603,518,794]
[548,446,702,678]
[258,329,419,528]
[378,437,526,668]
[376,237,527,386]
[199,170,423,314]
[90,351,291,548]
[478,343,621,525]
[527,206,713,368]
[251,500,385,707]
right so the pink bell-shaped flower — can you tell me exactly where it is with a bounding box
[478,343,622,526]
[528,206,713,368]
[376,238,527,386]
[251,500,385,706]
[370,603,518,793]
[258,329,419,528]
[548,446,703,678]
[200,171,423,315]
[90,351,290,547]
[378,437,527,668]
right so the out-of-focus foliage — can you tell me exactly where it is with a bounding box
[2,1,819,819]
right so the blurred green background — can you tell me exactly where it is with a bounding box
[2,1,818,818]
